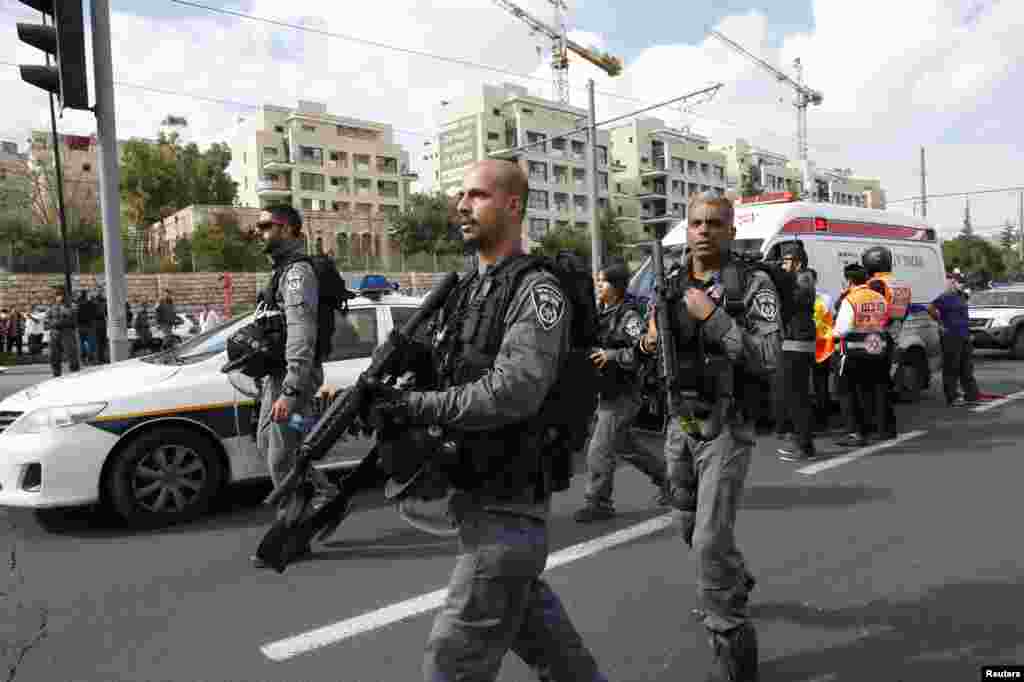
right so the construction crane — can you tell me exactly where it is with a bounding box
[708,29,823,171]
[492,0,623,104]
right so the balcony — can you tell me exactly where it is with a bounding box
[636,185,667,200]
[640,212,675,225]
[256,179,292,196]
[263,157,294,172]
[641,160,669,179]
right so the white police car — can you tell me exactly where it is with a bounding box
[0,277,424,527]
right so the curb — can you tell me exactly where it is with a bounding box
[0,364,51,376]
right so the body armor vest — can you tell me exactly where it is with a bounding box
[841,285,889,358]
[433,256,574,504]
[595,298,643,399]
[785,270,817,343]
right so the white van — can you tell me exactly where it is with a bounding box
[629,195,946,402]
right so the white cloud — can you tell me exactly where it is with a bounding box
[1,0,1020,236]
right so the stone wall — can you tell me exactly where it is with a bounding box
[0,270,457,313]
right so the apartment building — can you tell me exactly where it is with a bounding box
[28,131,101,227]
[0,141,29,205]
[607,118,728,240]
[714,138,886,209]
[229,100,416,267]
[431,82,611,246]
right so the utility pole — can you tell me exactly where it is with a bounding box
[586,79,603,275]
[41,12,74,304]
[919,146,928,219]
[1018,191,1023,261]
[92,0,130,362]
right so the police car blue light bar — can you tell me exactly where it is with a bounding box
[350,275,399,298]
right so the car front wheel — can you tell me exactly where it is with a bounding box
[105,426,225,528]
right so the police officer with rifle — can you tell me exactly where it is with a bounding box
[641,191,781,681]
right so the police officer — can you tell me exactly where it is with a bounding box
[863,246,908,440]
[45,288,80,377]
[641,190,780,681]
[365,160,605,681]
[775,243,819,462]
[834,264,889,447]
[250,204,325,568]
[574,261,668,522]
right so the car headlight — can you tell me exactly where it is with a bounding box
[5,402,108,436]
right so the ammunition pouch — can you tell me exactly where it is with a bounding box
[221,303,286,378]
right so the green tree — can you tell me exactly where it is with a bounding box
[740,164,762,198]
[388,191,452,257]
[174,236,194,272]
[1000,221,1017,251]
[943,236,1006,279]
[191,212,264,271]
[535,210,628,262]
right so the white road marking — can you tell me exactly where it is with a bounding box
[971,390,1024,413]
[260,513,677,662]
[796,429,928,475]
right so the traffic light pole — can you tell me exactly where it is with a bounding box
[91,0,130,362]
[41,11,73,304]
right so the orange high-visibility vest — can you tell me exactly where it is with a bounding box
[814,294,835,364]
[868,272,912,323]
[847,285,887,332]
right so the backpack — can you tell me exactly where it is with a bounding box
[516,250,599,492]
[721,253,796,328]
[269,254,357,363]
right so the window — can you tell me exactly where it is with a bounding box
[328,308,378,362]
[597,146,608,166]
[522,107,533,114]
[330,176,350,193]
[598,198,608,211]
[82,163,91,172]
[274,125,285,133]
[616,183,622,194]
[714,165,725,181]
[687,160,698,176]
[299,146,323,166]
[672,180,684,196]
[672,157,685,173]
[617,205,623,216]
[302,124,317,133]
[264,146,278,157]
[329,151,348,168]
[356,202,373,215]
[354,154,371,173]
[701,184,710,193]
[575,222,589,230]
[554,192,569,212]
[553,165,568,184]
[299,172,325,192]
[528,218,550,241]
[688,182,699,195]
[573,168,586,186]
[551,138,566,155]
[355,178,372,195]
[526,131,546,152]
[700,162,709,176]
[379,204,400,218]
[488,131,500,141]
[598,172,608,191]
[390,306,418,331]
[571,140,585,159]
[528,190,549,210]
[331,201,346,212]
[556,220,570,229]
[574,195,588,212]
[378,180,399,198]
[301,198,313,210]
[529,161,548,182]
[376,156,398,174]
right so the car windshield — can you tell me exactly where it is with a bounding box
[969,291,1024,308]
[139,314,253,365]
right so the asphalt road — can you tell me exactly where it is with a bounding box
[2,353,1024,681]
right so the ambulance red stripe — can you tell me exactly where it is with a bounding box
[781,218,931,241]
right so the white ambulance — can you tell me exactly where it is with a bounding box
[628,193,947,402]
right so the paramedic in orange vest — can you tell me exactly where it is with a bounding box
[834,264,891,447]
[865,246,909,432]
[809,268,835,430]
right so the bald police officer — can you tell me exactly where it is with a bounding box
[641,191,781,681]
[575,260,668,522]
[251,204,325,568]
[367,160,606,681]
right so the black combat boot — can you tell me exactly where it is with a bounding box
[707,623,759,682]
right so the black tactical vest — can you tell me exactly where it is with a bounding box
[432,256,566,504]
[785,269,817,343]
[595,299,643,399]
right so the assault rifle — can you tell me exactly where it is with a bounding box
[650,223,681,419]
[255,272,460,573]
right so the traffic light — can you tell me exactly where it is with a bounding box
[16,0,89,111]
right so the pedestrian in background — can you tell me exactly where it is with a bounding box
[45,289,80,377]
[8,307,25,356]
[93,290,108,363]
[133,301,152,355]
[199,302,222,333]
[777,242,820,462]
[76,290,97,364]
[0,309,10,354]
[156,292,177,349]
[574,260,668,523]
[26,306,44,356]
[929,272,980,407]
